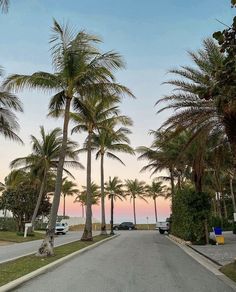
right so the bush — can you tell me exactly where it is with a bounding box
[171,186,211,244]
[0,217,16,231]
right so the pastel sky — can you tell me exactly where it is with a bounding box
[0,1,234,223]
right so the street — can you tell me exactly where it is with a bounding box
[0,231,98,263]
[14,231,234,292]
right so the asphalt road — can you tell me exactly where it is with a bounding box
[14,231,234,292]
[0,231,98,263]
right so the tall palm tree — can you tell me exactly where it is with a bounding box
[105,177,125,235]
[61,178,79,218]
[125,179,147,225]
[91,120,134,235]
[0,67,23,142]
[4,20,132,255]
[145,181,164,223]
[70,95,125,240]
[10,126,83,228]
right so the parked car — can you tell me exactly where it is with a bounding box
[156,220,170,234]
[55,222,69,235]
[113,222,136,230]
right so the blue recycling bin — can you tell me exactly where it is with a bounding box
[214,227,222,235]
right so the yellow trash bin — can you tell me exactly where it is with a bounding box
[216,235,224,245]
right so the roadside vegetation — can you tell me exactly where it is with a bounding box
[0,1,236,261]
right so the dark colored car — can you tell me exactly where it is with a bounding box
[113,222,136,230]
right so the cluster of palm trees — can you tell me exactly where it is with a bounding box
[137,36,236,226]
[0,19,136,256]
[73,177,166,233]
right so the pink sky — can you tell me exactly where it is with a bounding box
[58,196,171,224]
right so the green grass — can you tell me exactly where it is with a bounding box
[220,262,236,282]
[0,235,109,287]
[0,231,45,243]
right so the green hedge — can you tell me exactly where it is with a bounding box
[171,186,211,244]
[0,217,16,231]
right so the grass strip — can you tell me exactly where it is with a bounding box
[0,235,109,286]
[0,231,45,243]
[220,262,236,283]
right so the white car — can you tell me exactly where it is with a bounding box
[55,222,69,235]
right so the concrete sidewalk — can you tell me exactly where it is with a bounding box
[191,231,236,266]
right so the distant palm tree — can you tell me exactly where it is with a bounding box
[10,126,83,228]
[145,181,164,223]
[0,67,23,142]
[74,182,100,218]
[91,120,134,235]
[61,178,79,218]
[70,95,127,241]
[4,20,132,255]
[125,179,147,225]
[105,177,125,235]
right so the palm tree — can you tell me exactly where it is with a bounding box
[90,120,134,235]
[105,177,125,235]
[10,126,83,228]
[70,95,131,241]
[4,20,132,255]
[145,181,164,223]
[125,179,147,225]
[0,67,23,142]
[74,182,100,218]
[156,39,236,191]
[61,178,79,218]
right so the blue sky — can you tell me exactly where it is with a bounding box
[0,0,234,221]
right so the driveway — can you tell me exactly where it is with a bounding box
[14,231,234,292]
[0,231,98,263]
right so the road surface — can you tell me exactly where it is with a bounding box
[0,231,98,263]
[14,231,234,292]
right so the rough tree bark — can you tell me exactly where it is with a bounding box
[110,193,114,235]
[133,196,136,225]
[81,131,93,241]
[37,97,71,256]
[31,170,47,230]
[154,197,158,223]
[100,153,107,235]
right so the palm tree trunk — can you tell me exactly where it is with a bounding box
[63,194,66,218]
[100,153,107,235]
[81,131,93,241]
[37,97,71,256]
[133,196,136,225]
[110,194,114,235]
[154,197,158,223]
[31,170,47,230]
[230,177,236,212]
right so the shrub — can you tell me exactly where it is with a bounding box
[171,186,211,244]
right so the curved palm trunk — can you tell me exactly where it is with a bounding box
[63,194,66,218]
[133,196,136,225]
[154,197,158,223]
[81,131,93,241]
[31,170,47,230]
[100,153,107,235]
[110,194,114,235]
[37,97,71,256]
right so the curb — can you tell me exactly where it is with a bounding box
[166,235,236,291]
[168,234,222,267]
[186,244,222,267]
[0,234,119,292]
